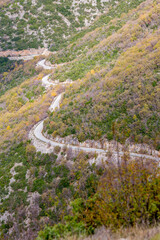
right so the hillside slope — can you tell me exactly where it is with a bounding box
[0,0,160,240]
[0,0,146,51]
[45,0,160,150]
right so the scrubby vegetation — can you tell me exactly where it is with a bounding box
[0,57,38,96]
[1,142,160,240]
[0,57,58,148]
[37,154,160,240]
[0,142,101,239]
[0,0,160,239]
[45,0,160,150]
[0,57,18,74]
[0,0,147,51]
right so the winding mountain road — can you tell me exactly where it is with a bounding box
[42,74,55,88]
[29,60,160,161]
[37,59,53,70]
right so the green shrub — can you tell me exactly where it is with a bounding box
[54,146,61,154]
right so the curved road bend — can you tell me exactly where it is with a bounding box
[30,60,160,161]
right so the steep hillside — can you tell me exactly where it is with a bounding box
[0,58,55,149]
[45,0,160,150]
[0,57,30,96]
[0,0,160,240]
[0,0,146,51]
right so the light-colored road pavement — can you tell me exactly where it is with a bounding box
[37,59,53,70]
[42,74,56,88]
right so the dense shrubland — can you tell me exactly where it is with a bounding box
[0,57,38,96]
[0,142,100,239]
[0,57,18,74]
[45,0,160,150]
[37,155,160,240]
[1,142,160,240]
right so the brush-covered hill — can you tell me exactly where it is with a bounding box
[45,0,160,150]
[0,0,146,51]
[0,0,160,240]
